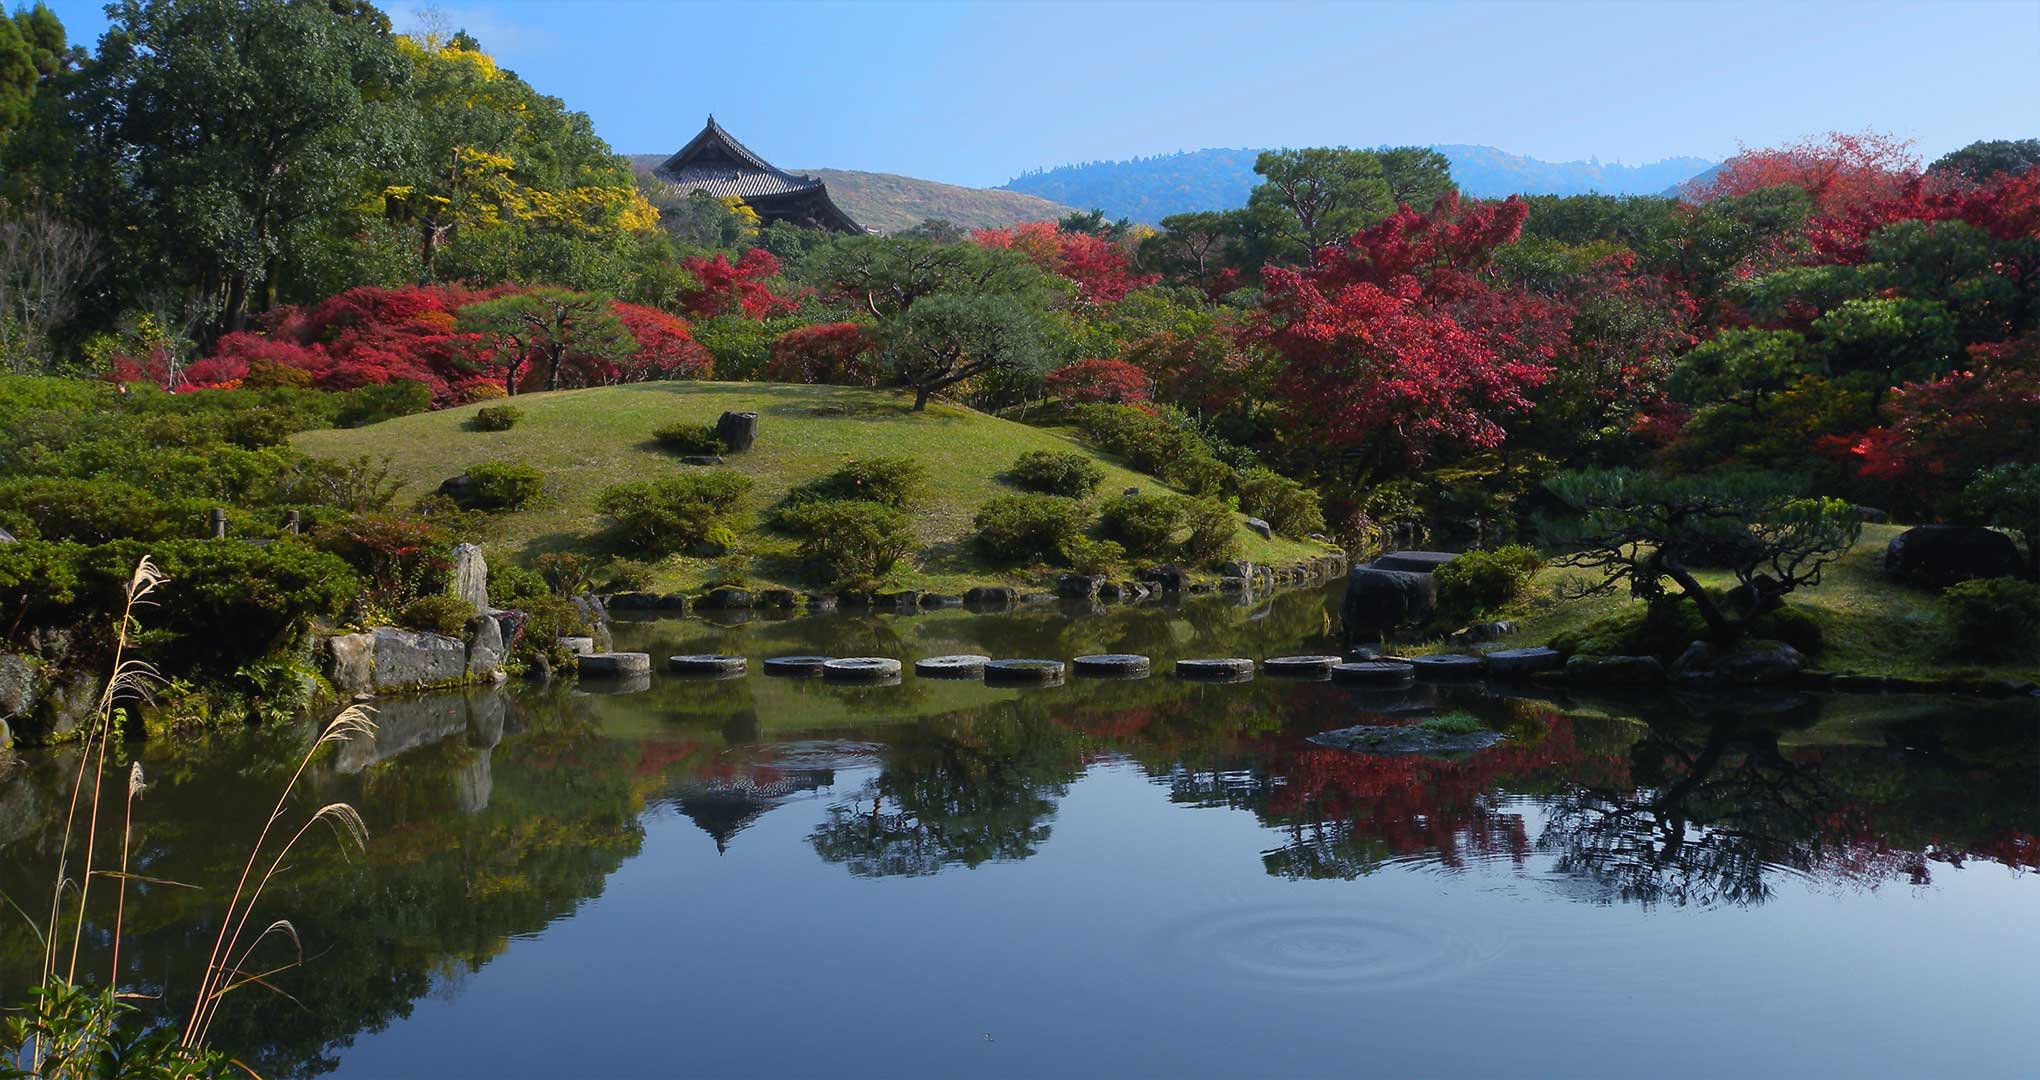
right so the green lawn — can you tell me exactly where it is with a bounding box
[294,381,1330,593]
[1463,523,2038,681]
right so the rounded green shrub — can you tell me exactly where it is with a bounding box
[596,471,752,555]
[1179,497,1242,564]
[1099,493,1185,559]
[1435,545,1543,623]
[1161,451,1235,499]
[777,498,918,584]
[797,457,928,509]
[600,558,659,593]
[397,593,476,637]
[1060,534,1127,575]
[1008,449,1105,497]
[472,404,524,432]
[1941,577,2040,660]
[652,422,725,455]
[1236,467,1326,537]
[973,494,1091,564]
[461,460,543,512]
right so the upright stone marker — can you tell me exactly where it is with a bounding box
[451,542,489,613]
[717,411,759,453]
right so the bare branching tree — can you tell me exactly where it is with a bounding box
[0,205,99,374]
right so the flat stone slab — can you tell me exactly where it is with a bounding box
[579,652,652,677]
[1262,655,1341,676]
[558,636,596,656]
[1367,551,1461,574]
[1485,647,1563,679]
[985,659,1067,683]
[822,657,902,682]
[1310,724,1504,756]
[1176,658,1256,680]
[1409,654,1486,681]
[1330,660,1417,686]
[915,654,990,677]
[763,655,831,677]
[669,654,747,677]
[1073,654,1151,676]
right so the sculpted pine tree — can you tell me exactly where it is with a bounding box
[879,292,1055,411]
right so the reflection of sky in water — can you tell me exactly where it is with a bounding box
[3,588,2034,1078]
[335,758,2035,1080]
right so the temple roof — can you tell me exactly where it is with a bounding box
[653,116,829,201]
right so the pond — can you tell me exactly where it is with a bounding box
[2,585,2035,1078]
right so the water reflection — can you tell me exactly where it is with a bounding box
[0,585,2032,1078]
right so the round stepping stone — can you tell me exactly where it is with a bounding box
[1410,654,1485,681]
[914,654,990,678]
[578,652,650,677]
[762,655,831,677]
[984,659,1066,684]
[1073,654,1151,676]
[822,657,902,682]
[668,654,746,677]
[1262,655,1340,676]
[1330,660,1416,686]
[1176,657,1255,680]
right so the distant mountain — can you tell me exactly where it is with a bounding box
[626,155,1075,233]
[1000,146,1719,223]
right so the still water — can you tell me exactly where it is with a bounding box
[2,586,2035,1078]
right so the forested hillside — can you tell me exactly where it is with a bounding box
[1002,145,1718,222]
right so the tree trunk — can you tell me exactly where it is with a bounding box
[913,385,930,411]
[1665,560,1736,641]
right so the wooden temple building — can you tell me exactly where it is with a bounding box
[653,116,864,233]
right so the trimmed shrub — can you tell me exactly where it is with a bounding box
[460,460,543,512]
[1008,449,1105,497]
[1434,545,1543,623]
[1179,497,1242,564]
[335,379,433,428]
[472,404,523,431]
[1942,577,2040,660]
[777,499,918,584]
[536,551,596,596]
[1073,403,1200,474]
[652,421,725,455]
[795,457,927,509]
[397,593,476,637]
[1161,451,1235,499]
[600,558,658,593]
[1099,494,1185,559]
[596,471,752,555]
[974,494,1090,564]
[1236,467,1326,537]
[1061,534,1127,575]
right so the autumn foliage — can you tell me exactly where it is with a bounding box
[1044,358,1151,404]
[970,220,1158,304]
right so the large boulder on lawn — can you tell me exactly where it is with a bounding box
[716,411,758,453]
[1368,551,1460,574]
[369,627,468,691]
[1713,642,1805,686]
[1884,525,2023,587]
[1341,566,1438,641]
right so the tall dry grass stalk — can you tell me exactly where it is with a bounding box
[18,556,376,1075]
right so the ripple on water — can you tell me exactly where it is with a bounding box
[1151,904,1487,990]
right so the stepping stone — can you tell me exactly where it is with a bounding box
[668,654,746,677]
[1073,654,1151,676]
[822,657,902,682]
[984,659,1066,684]
[1409,654,1485,681]
[763,655,831,677]
[915,654,990,678]
[1330,660,1416,686]
[1262,655,1340,676]
[1176,658,1255,680]
[557,636,595,656]
[1485,647,1563,680]
[579,652,650,677]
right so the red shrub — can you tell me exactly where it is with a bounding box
[763,321,877,385]
[1045,358,1152,404]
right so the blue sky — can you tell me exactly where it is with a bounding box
[42,0,2040,187]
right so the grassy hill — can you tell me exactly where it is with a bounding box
[294,382,1327,595]
[624,156,1074,232]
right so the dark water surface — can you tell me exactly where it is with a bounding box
[3,586,2035,1078]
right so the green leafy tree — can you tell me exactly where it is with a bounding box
[1667,328,1811,415]
[804,234,1052,318]
[1373,146,1456,207]
[878,292,1056,410]
[456,287,636,394]
[1927,138,2040,185]
[68,0,410,341]
[1542,469,1861,642]
[1964,463,2040,580]
[1248,147,1392,257]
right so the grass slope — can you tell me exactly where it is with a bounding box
[1466,523,2037,681]
[294,382,1326,594]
